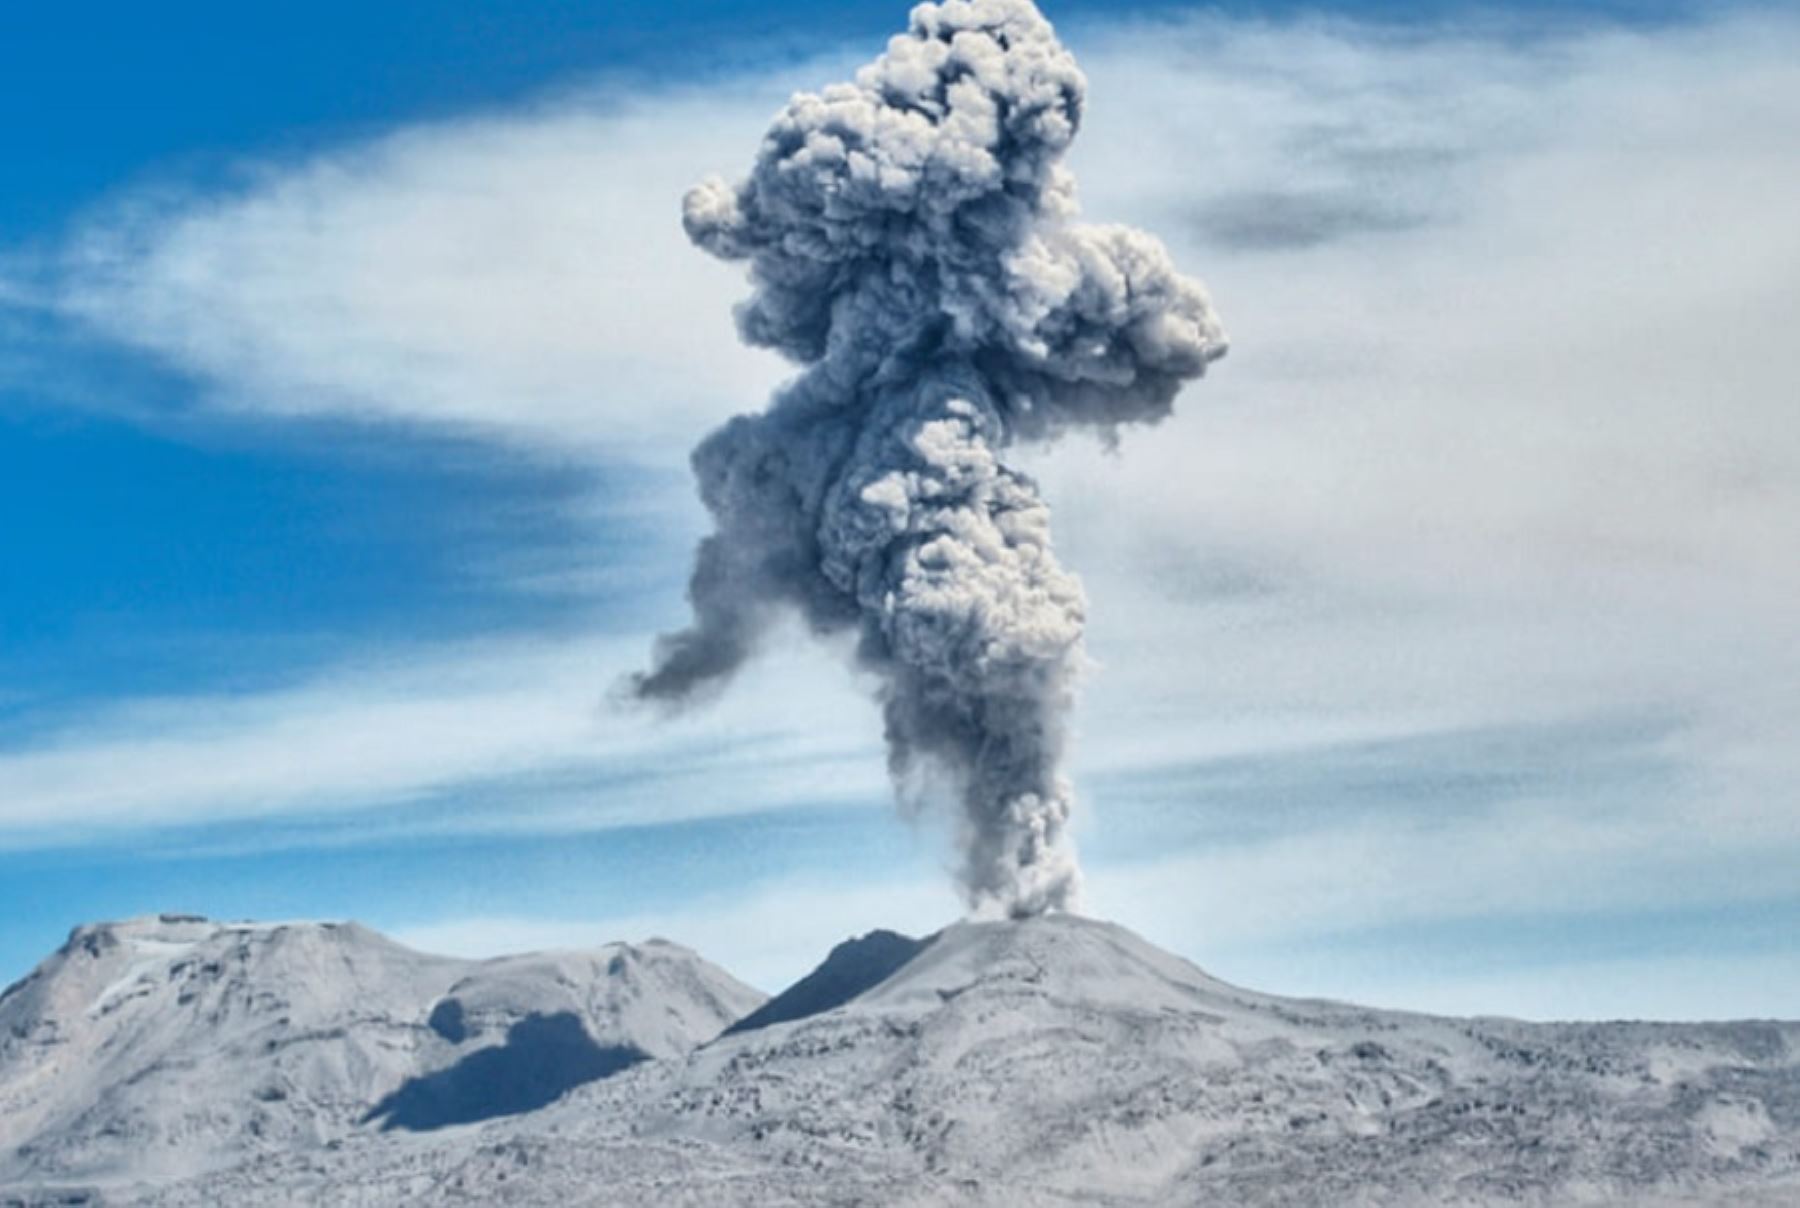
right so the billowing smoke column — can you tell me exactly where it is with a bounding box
[631,0,1224,917]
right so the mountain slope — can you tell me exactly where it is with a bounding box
[0,914,763,1195]
[7,913,1800,1206]
[723,928,931,1037]
[112,914,1800,1207]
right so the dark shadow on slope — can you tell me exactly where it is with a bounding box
[364,1011,646,1131]
[426,996,468,1044]
[724,930,932,1037]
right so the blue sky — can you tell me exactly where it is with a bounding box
[2,0,1797,1016]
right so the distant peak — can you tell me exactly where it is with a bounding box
[64,914,214,953]
[55,916,381,967]
[724,928,935,1037]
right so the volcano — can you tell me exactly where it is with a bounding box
[3,914,1797,1205]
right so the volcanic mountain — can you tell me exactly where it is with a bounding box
[3,914,1798,1206]
[0,914,761,1198]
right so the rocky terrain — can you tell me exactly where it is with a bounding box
[0,914,761,1199]
[3,913,1797,1206]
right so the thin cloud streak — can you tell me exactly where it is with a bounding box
[0,630,885,841]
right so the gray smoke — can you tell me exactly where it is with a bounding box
[631,0,1225,917]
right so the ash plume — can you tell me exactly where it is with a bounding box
[630,0,1225,916]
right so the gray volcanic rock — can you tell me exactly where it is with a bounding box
[0,914,762,1199]
[723,929,931,1037]
[6,913,1800,1206]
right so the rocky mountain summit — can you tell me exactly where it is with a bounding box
[3,913,1798,1206]
[0,914,761,1199]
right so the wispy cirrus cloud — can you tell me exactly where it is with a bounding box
[0,629,884,843]
[19,78,811,451]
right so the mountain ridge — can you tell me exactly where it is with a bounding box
[4,913,1799,1206]
[722,928,933,1037]
[0,913,763,1197]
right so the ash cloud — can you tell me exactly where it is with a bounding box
[630,0,1225,916]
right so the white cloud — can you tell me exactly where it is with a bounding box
[0,627,886,841]
[41,78,823,452]
[1041,9,1800,856]
[1092,796,1797,950]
